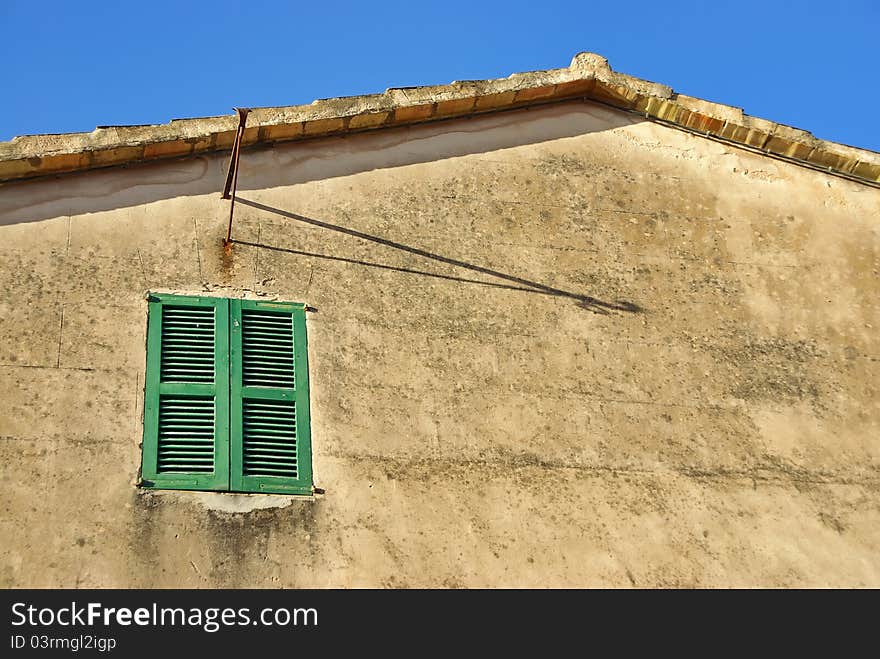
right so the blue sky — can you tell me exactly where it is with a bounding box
[2,1,878,151]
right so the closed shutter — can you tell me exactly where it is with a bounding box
[141,295,230,490]
[229,300,313,494]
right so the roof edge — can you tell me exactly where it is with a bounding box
[1,53,878,186]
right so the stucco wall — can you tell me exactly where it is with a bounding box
[1,100,878,587]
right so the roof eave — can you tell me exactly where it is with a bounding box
[1,52,878,187]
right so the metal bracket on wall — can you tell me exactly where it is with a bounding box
[222,107,251,251]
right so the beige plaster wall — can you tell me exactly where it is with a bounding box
[0,100,878,587]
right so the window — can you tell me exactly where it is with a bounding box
[140,294,313,495]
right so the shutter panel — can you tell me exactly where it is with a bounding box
[230,300,313,494]
[141,294,230,491]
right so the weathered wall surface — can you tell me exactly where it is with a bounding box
[1,101,878,587]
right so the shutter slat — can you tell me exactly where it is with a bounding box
[243,366,295,373]
[241,399,297,478]
[157,427,214,432]
[244,425,296,433]
[161,356,215,362]
[243,319,292,326]
[243,419,295,425]
[244,460,299,468]
[157,395,215,474]
[160,305,215,383]
[241,309,294,388]
[162,343,213,347]
[243,466,297,475]
[245,449,297,457]
[244,327,293,332]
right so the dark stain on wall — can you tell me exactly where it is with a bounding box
[128,490,163,586]
[203,502,320,587]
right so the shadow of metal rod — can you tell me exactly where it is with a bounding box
[235,197,642,315]
[233,240,568,296]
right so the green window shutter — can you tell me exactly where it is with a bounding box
[229,299,313,495]
[141,294,230,491]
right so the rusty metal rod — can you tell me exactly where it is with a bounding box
[223,107,250,246]
[221,126,242,200]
